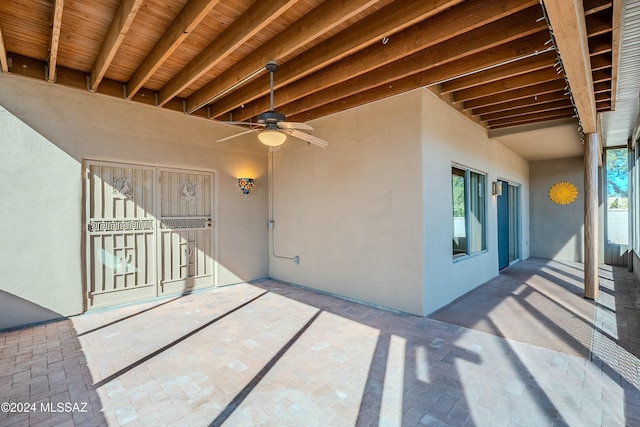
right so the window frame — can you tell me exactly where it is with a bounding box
[451,164,488,261]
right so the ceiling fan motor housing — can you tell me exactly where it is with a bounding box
[257,111,286,124]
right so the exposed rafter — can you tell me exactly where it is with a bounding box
[47,0,65,83]
[287,31,553,122]
[89,0,144,91]
[184,0,381,113]
[439,51,556,93]
[472,90,567,115]
[480,99,571,121]
[157,0,299,107]
[204,0,469,118]
[609,0,622,111]
[453,68,561,103]
[234,0,542,122]
[274,14,548,120]
[0,0,620,134]
[542,0,597,133]
[126,0,222,99]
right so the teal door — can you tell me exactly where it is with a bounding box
[497,180,509,270]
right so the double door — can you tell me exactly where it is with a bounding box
[85,161,214,309]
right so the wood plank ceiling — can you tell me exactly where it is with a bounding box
[0,0,616,132]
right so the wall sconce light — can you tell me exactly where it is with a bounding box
[238,178,254,195]
[492,181,503,196]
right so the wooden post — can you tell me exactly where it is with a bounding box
[584,132,599,299]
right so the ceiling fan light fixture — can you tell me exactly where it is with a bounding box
[258,129,287,147]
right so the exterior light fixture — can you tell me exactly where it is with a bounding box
[257,126,287,147]
[238,178,254,195]
[492,181,503,196]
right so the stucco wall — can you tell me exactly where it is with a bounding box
[267,90,425,315]
[1,74,535,325]
[269,89,531,316]
[422,90,530,315]
[0,74,268,330]
[529,157,584,261]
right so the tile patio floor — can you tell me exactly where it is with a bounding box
[0,258,639,426]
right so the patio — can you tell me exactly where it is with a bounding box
[0,258,638,426]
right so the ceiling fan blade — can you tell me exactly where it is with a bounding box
[222,121,265,128]
[217,128,257,142]
[278,121,314,131]
[286,129,328,148]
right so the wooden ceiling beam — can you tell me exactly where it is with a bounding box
[440,50,556,94]
[206,0,470,118]
[609,0,621,110]
[586,12,613,37]
[89,0,144,91]
[157,0,299,107]
[5,51,192,113]
[590,53,612,71]
[284,31,551,123]
[453,68,561,103]
[589,34,612,56]
[597,100,612,110]
[0,22,7,73]
[584,0,612,16]
[286,72,428,123]
[488,111,575,129]
[205,0,492,119]
[184,0,382,113]
[126,0,222,99]
[594,81,611,94]
[471,90,567,115]
[463,79,567,109]
[486,107,576,127]
[47,0,64,82]
[227,0,543,121]
[542,0,596,132]
[271,23,548,120]
[479,99,572,121]
[592,69,612,83]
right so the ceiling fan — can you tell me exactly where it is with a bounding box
[217,61,328,150]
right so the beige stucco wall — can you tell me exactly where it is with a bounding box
[1,73,533,326]
[421,89,530,315]
[268,90,425,315]
[529,157,585,262]
[0,74,268,330]
[269,89,530,316]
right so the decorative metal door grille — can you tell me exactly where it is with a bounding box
[158,169,214,295]
[85,162,157,309]
[85,162,214,309]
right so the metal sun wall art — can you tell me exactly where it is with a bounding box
[549,181,578,205]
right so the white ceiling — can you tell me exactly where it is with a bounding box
[489,119,584,161]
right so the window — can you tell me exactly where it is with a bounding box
[605,147,629,245]
[452,166,486,258]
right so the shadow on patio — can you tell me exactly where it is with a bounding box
[0,258,638,426]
